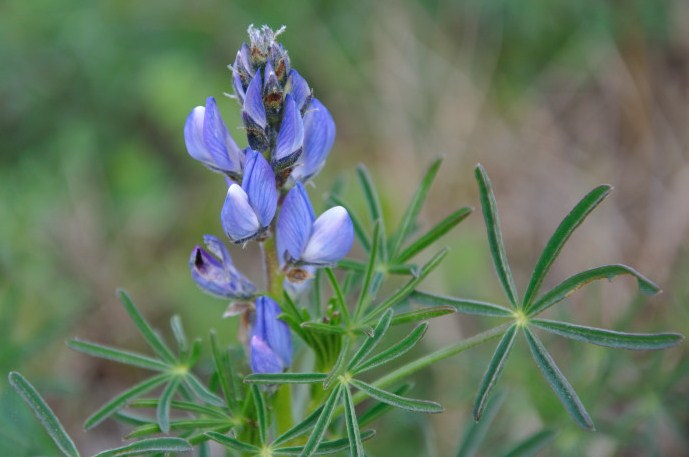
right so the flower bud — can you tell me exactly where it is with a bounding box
[190,235,255,299]
[250,296,292,374]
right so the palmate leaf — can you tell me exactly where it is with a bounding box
[347,309,393,371]
[301,384,343,457]
[473,325,517,421]
[67,339,170,372]
[523,327,594,430]
[475,165,519,307]
[526,264,660,316]
[92,437,191,457]
[409,291,513,318]
[457,392,505,457]
[8,372,80,457]
[349,379,443,414]
[532,319,683,350]
[353,322,428,374]
[389,157,443,258]
[521,185,612,308]
[395,207,472,264]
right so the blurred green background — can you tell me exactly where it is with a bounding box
[1,0,688,455]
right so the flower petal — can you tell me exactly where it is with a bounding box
[273,95,304,168]
[243,70,267,128]
[254,296,292,368]
[203,97,243,175]
[291,98,336,182]
[277,182,315,265]
[184,106,211,164]
[287,69,311,112]
[250,335,284,374]
[242,150,277,228]
[262,60,283,117]
[301,206,354,265]
[189,241,255,299]
[221,184,261,243]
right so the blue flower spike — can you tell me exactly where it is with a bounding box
[250,296,293,374]
[221,149,278,244]
[291,98,336,183]
[189,235,256,299]
[272,94,304,170]
[184,97,245,179]
[277,182,354,281]
[243,70,269,152]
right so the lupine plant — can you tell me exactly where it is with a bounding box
[9,25,684,456]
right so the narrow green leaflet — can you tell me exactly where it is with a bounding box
[210,330,237,410]
[350,379,443,414]
[500,430,556,457]
[521,185,612,308]
[395,207,472,264]
[117,289,176,364]
[67,339,170,372]
[457,392,505,457]
[245,373,328,384]
[324,267,351,325]
[409,291,513,318]
[301,322,347,335]
[356,164,387,260]
[300,384,343,457]
[125,418,230,439]
[523,327,594,430]
[526,264,660,316]
[275,431,375,456]
[354,323,428,374]
[157,377,180,433]
[532,319,683,350]
[390,157,443,258]
[348,309,393,371]
[366,248,448,323]
[475,165,519,307]
[354,222,380,321]
[251,384,268,444]
[8,372,80,457]
[170,315,188,354]
[205,432,259,453]
[131,399,228,418]
[92,437,191,457]
[343,386,365,456]
[85,373,170,430]
[358,383,412,427]
[273,406,324,447]
[473,325,517,421]
[182,373,225,406]
[391,306,456,325]
[324,337,351,389]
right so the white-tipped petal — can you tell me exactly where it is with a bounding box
[221,184,261,242]
[301,206,354,265]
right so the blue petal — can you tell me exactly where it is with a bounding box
[277,182,315,265]
[273,95,304,167]
[203,97,244,175]
[232,69,245,104]
[243,70,267,128]
[301,206,354,265]
[221,184,261,243]
[250,335,284,374]
[287,69,311,112]
[291,98,336,182]
[184,106,211,164]
[242,150,277,228]
[254,296,292,368]
[189,238,255,299]
[202,235,256,295]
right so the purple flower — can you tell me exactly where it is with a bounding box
[231,43,253,104]
[290,98,336,183]
[190,235,256,299]
[250,296,292,374]
[286,69,312,114]
[272,94,304,170]
[243,70,270,152]
[184,97,245,179]
[277,182,354,272]
[221,149,278,243]
[262,60,283,118]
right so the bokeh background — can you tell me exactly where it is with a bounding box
[2,0,688,455]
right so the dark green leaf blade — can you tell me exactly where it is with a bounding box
[526,264,660,316]
[500,430,556,457]
[244,373,328,384]
[92,437,191,457]
[350,379,443,414]
[409,291,513,318]
[472,325,517,421]
[457,392,505,457]
[274,430,375,455]
[475,164,519,307]
[301,322,347,335]
[358,383,413,427]
[532,319,684,350]
[522,185,612,308]
[348,309,393,371]
[300,385,343,457]
[85,373,170,430]
[273,406,324,447]
[523,327,594,430]
[324,267,351,325]
[205,432,259,452]
[170,315,188,354]
[390,157,443,258]
[356,164,387,260]
[67,339,170,372]
[395,207,472,264]
[354,323,428,374]
[354,221,380,321]
[157,377,180,433]
[343,387,365,456]
[251,385,268,444]
[391,306,456,325]
[8,372,80,457]
[210,330,236,410]
[117,289,176,364]
[182,373,225,406]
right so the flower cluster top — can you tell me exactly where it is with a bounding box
[183,25,353,374]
